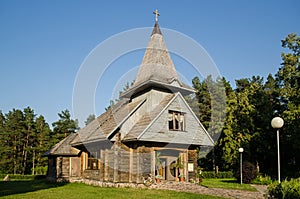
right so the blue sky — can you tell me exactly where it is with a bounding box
[0,0,299,127]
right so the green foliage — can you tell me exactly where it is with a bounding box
[85,114,95,126]
[33,166,47,175]
[234,162,258,184]
[0,107,52,175]
[201,171,233,179]
[193,33,300,178]
[176,155,184,169]
[0,107,77,175]
[52,109,78,145]
[252,174,273,185]
[268,178,300,199]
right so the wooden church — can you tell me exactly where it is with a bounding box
[45,12,214,183]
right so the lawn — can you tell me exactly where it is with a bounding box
[0,180,225,199]
[200,178,257,191]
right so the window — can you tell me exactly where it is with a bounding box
[168,111,186,131]
[87,152,99,170]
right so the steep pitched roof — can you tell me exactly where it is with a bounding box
[71,98,146,145]
[43,133,80,156]
[121,22,194,98]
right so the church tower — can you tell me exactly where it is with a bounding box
[121,10,195,111]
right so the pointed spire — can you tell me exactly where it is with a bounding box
[134,23,177,86]
[120,11,195,98]
[151,21,162,35]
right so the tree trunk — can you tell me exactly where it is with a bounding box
[13,135,17,175]
[22,127,30,175]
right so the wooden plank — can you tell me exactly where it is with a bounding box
[129,148,133,182]
[104,149,109,181]
[151,149,155,178]
[113,147,119,182]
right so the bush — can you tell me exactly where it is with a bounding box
[200,171,233,179]
[252,174,273,185]
[33,166,48,175]
[268,178,300,199]
[234,162,257,184]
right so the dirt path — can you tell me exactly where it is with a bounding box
[150,181,268,199]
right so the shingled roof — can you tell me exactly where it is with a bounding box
[71,98,146,145]
[121,22,195,98]
[43,133,80,156]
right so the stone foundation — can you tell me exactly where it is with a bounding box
[69,177,146,188]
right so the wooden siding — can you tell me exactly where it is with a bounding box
[82,145,152,183]
[139,94,212,146]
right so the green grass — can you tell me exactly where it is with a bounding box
[200,178,257,191]
[0,180,224,199]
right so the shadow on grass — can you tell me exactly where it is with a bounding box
[0,179,68,197]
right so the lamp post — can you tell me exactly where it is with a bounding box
[238,147,244,184]
[271,117,284,183]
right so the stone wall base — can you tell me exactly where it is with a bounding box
[69,177,146,189]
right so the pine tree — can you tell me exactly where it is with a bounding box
[52,109,78,146]
[85,114,96,126]
[4,109,24,174]
[34,115,51,174]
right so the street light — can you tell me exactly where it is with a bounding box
[271,117,284,183]
[238,147,244,184]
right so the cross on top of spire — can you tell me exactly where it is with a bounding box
[153,9,160,22]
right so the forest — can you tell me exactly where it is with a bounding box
[0,33,299,178]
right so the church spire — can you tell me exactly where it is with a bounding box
[120,11,194,99]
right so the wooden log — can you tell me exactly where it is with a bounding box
[151,148,155,178]
[129,148,133,182]
[104,149,109,181]
[113,146,119,182]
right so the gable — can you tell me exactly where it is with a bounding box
[44,133,80,156]
[137,93,214,146]
[123,93,175,141]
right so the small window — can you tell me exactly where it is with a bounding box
[87,152,99,170]
[168,111,186,131]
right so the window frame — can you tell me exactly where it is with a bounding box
[87,151,99,170]
[168,110,186,131]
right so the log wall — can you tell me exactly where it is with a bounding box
[83,145,152,183]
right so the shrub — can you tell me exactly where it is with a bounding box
[252,174,273,185]
[33,166,48,175]
[200,171,233,179]
[234,162,257,184]
[268,178,300,199]
[216,171,234,178]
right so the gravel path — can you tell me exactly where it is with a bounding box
[149,181,268,199]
